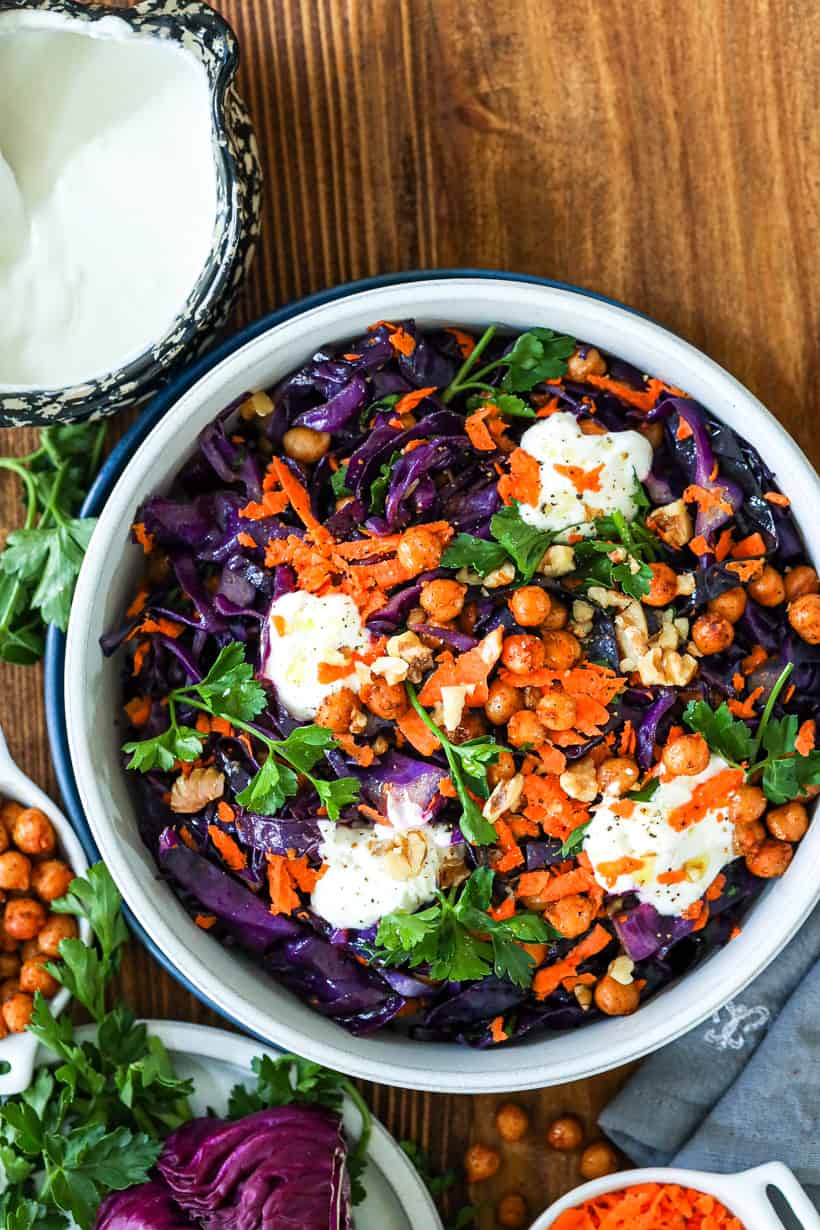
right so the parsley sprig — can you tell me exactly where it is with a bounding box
[684,663,820,803]
[0,422,107,664]
[122,643,360,819]
[405,683,504,844]
[442,325,575,403]
[375,867,556,989]
[441,501,560,584]
[573,501,657,601]
[0,865,194,1229]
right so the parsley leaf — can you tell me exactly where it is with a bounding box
[123,724,203,773]
[683,699,755,765]
[192,643,267,723]
[442,325,575,403]
[626,777,661,802]
[465,392,535,419]
[369,449,401,514]
[559,820,592,858]
[226,1054,372,1206]
[375,868,556,989]
[490,501,557,583]
[330,465,351,498]
[236,755,299,814]
[440,534,509,578]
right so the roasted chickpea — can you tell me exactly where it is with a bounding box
[662,734,710,778]
[733,820,766,855]
[535,690,576,732]
[597,757,640,795]
[0,850,31,892]
[0,953,19,979]
[495,1102,530,1142]
[37,913,78,958]
[544,894,597,939]
[0,800,23,836]
[485,681,524,727]
[509,586,551,628]
[766,801,809,843]
[567,346,606,381]
[19,954,59,999]
[746,837,793,878]
[11,808,55,857]
[487,751,516,789]
[502,634,546,675]
[397,527,443,574]
[638,420,665,449]
[594,974,641,1016]
[691,613,734,655]
[541,600,569,631]
[316,688,362,733]
[3,898,47,941]
[281,425,331,464]
[579,1141,620,1181]
[788,594,820,644]
[0,978,19,1002]
[642,562,678,607]
[496,1193,528,1229]
[507,710,547,748]
[20,939,40,962]
[542,630,581,669]
[459,601,479,635]
[450,710,488,744]
[420,578,466,623]
[464,1142,501,1183]
[708,586,747,623]
[2,992,34,1034]
[0,922,17,953]
[546,1115,584,1151]
[363,679,408,721]
[748,565,786,608]
[784,565,820,601]
[0,1015,6,1041]
[0,825,7,855]
[30,859,75,903]
[728,785,767,825]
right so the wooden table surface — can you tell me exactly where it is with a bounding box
[1,0,818,1224]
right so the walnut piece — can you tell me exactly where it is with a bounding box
[386,630,435,683]
[538,545,576,577]
[370,655,410,686]
[170,767,225,814]
[482,773,525,822]
[647,499,693,549]
[607,955,636,985]
[635,645,698,686]
[559,754,599,802]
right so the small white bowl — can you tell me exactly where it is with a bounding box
[64,274,820,1093]
[0,725,90,1095]
[528,1163,820,1230]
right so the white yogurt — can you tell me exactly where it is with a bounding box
[262,590,372,721]
[516,412,653,539]
[0,15,217,388]
[311,821,452,930]
[583,755,739,914]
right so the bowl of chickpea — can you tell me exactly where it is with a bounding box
[57,273,820,1092]
[0,725,90,1094]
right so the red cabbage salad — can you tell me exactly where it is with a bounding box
[106,320,820,1046]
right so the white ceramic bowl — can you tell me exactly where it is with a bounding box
[0,725,90,1095]
[64,276,820,1092]
[528,1163,820,1229]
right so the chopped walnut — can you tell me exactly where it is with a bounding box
[559,754,598,803]
[370,655,410,686]
[647,499,693,549]
[238,390,275,420]
[377,830,429,881]
[614,598,649,669]
[483,561,516,589]
[567,346,607,381]
[635,645,698,686]
[607,955,635,985]
[539,545,575,577]
[482,773,525,822]
[574,984,593,1011]
[676,571,696,596]
[386,630,434,683]
[440,684,474,731]
[170,767,225,814]
[571,599,595,638]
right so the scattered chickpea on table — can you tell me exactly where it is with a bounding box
[0,798,76,1036]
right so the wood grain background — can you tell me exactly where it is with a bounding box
[1,1,818,1224]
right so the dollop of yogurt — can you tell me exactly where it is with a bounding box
[262,590,372,720]
[583,755,738,914]
[311,821,453,930]
[515,412,653,539]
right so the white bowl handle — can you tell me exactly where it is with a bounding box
[724,1162,820,1229]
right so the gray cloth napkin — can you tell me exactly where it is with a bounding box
[600,903,820,1206]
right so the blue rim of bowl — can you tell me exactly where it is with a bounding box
[44,267,647,1034]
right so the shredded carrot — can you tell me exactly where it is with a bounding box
[123,695,151,727]
[706,872,726,901]
[553,462,604,494]
[194,914,217,930]
[727,686,764,718]
[727,558,764,582]
[335,733,375,767]
[536,743,567,775]
[498,447,541,506]
[132,640,150,677]
[618,721,636,757]
[595,857,645,886]
[667,768,744,830]
[676,417,694,440]
[343,352,361,361]
[464,406,498,451]
[532,924,611,1000]
[236,531,258,548]
[396,708,440,756]
[488,897,516,923]
[515,870,550,899]
[683,484,732,514]
[317,659,355,683]
[126,587,148,619]
[581,374,683,412]
[388,326,416,356]
[535,395,562,418]
[239,490,290,520]
[438,776,458,798]
[489,1015,508,1043]
[732,672,745,692]
[731,532,766,559]
[657,867,687,885]
[266,854,301,916]
[729,925,742,941]
[396,386,437,414]
[763,490,790,507]
[179,825,197,851]
[217,801,235,823]
[208,825,247,872]
[688,535,712,556]
[610,799,635,818]
[268,458,331,542]
[714,528,734,561]
[551,1181,745,1230]
[132,522,155,554]
[130,616,183,640]
[796,719,816,756]
[444,327,476,357]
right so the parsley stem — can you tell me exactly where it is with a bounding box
[442,325,497,403]
[749,662,793,762]
[0,457,39,526]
